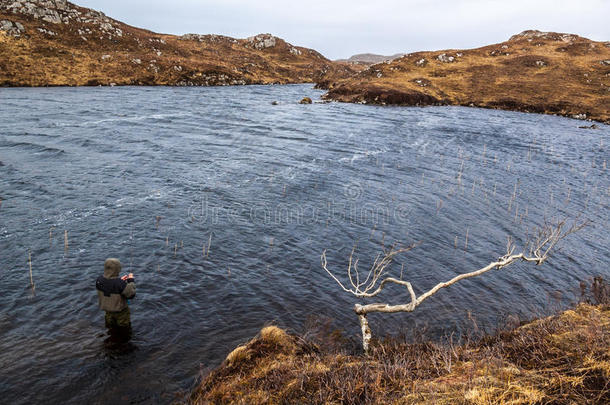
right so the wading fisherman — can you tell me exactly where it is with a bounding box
[96,258,136,343]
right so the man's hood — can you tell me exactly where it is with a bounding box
[104,258,122,278]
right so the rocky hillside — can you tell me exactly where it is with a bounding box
[0,0,356,86]
[322,31,610,123]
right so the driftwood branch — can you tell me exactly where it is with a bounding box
[322,218,586,353]
[321,243,418,298]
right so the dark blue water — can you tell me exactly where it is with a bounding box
[0,84,608,404]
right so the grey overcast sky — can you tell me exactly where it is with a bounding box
[75,0,609,60]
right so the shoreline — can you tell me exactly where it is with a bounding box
[325,97,610,125]
[187,300,610,404]
[1,82,606,125]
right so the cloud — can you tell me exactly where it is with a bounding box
[76,0,610,59]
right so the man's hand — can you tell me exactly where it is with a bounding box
[121,273,134,281]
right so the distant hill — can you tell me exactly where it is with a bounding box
[336,53,405,65]
[0,0,356,86]
[322,30,610,123]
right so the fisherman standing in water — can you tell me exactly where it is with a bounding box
[96,258,136,343]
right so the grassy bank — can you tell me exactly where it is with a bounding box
[187,280,609,404]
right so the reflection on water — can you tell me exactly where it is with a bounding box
[0,84,608,404]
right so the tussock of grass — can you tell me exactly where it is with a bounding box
[225,345,249,367]
[259,326,291,347]
[188,279,610,404]
[225,326,294,368]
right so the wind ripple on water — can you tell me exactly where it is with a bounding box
[0,84,608,405]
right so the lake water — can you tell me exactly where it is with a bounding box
[0,84,608,404]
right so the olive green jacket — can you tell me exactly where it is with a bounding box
[95,258,136,313]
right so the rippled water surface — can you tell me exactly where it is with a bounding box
[0,85,608,404]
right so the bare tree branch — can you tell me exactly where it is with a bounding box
[321,243,418,297]
[322,218,587,353]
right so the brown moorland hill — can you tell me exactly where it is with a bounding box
[0,0,356,87]
[321,31,610,123]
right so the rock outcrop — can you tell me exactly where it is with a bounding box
[0,19,25,36]
[0,0,356,87]
[246,33,276,50]
[321,30,610,123]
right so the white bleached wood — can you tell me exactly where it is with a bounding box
[322,219,586,353]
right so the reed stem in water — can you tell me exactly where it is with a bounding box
[206,234,212,258]
[28,251,35,294]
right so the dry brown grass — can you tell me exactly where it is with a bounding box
[322,30,610,123]
[187,278,610,404]
[0,3,356,87]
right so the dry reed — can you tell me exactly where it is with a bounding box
[28,251,35,294]
[206,234,212,258]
